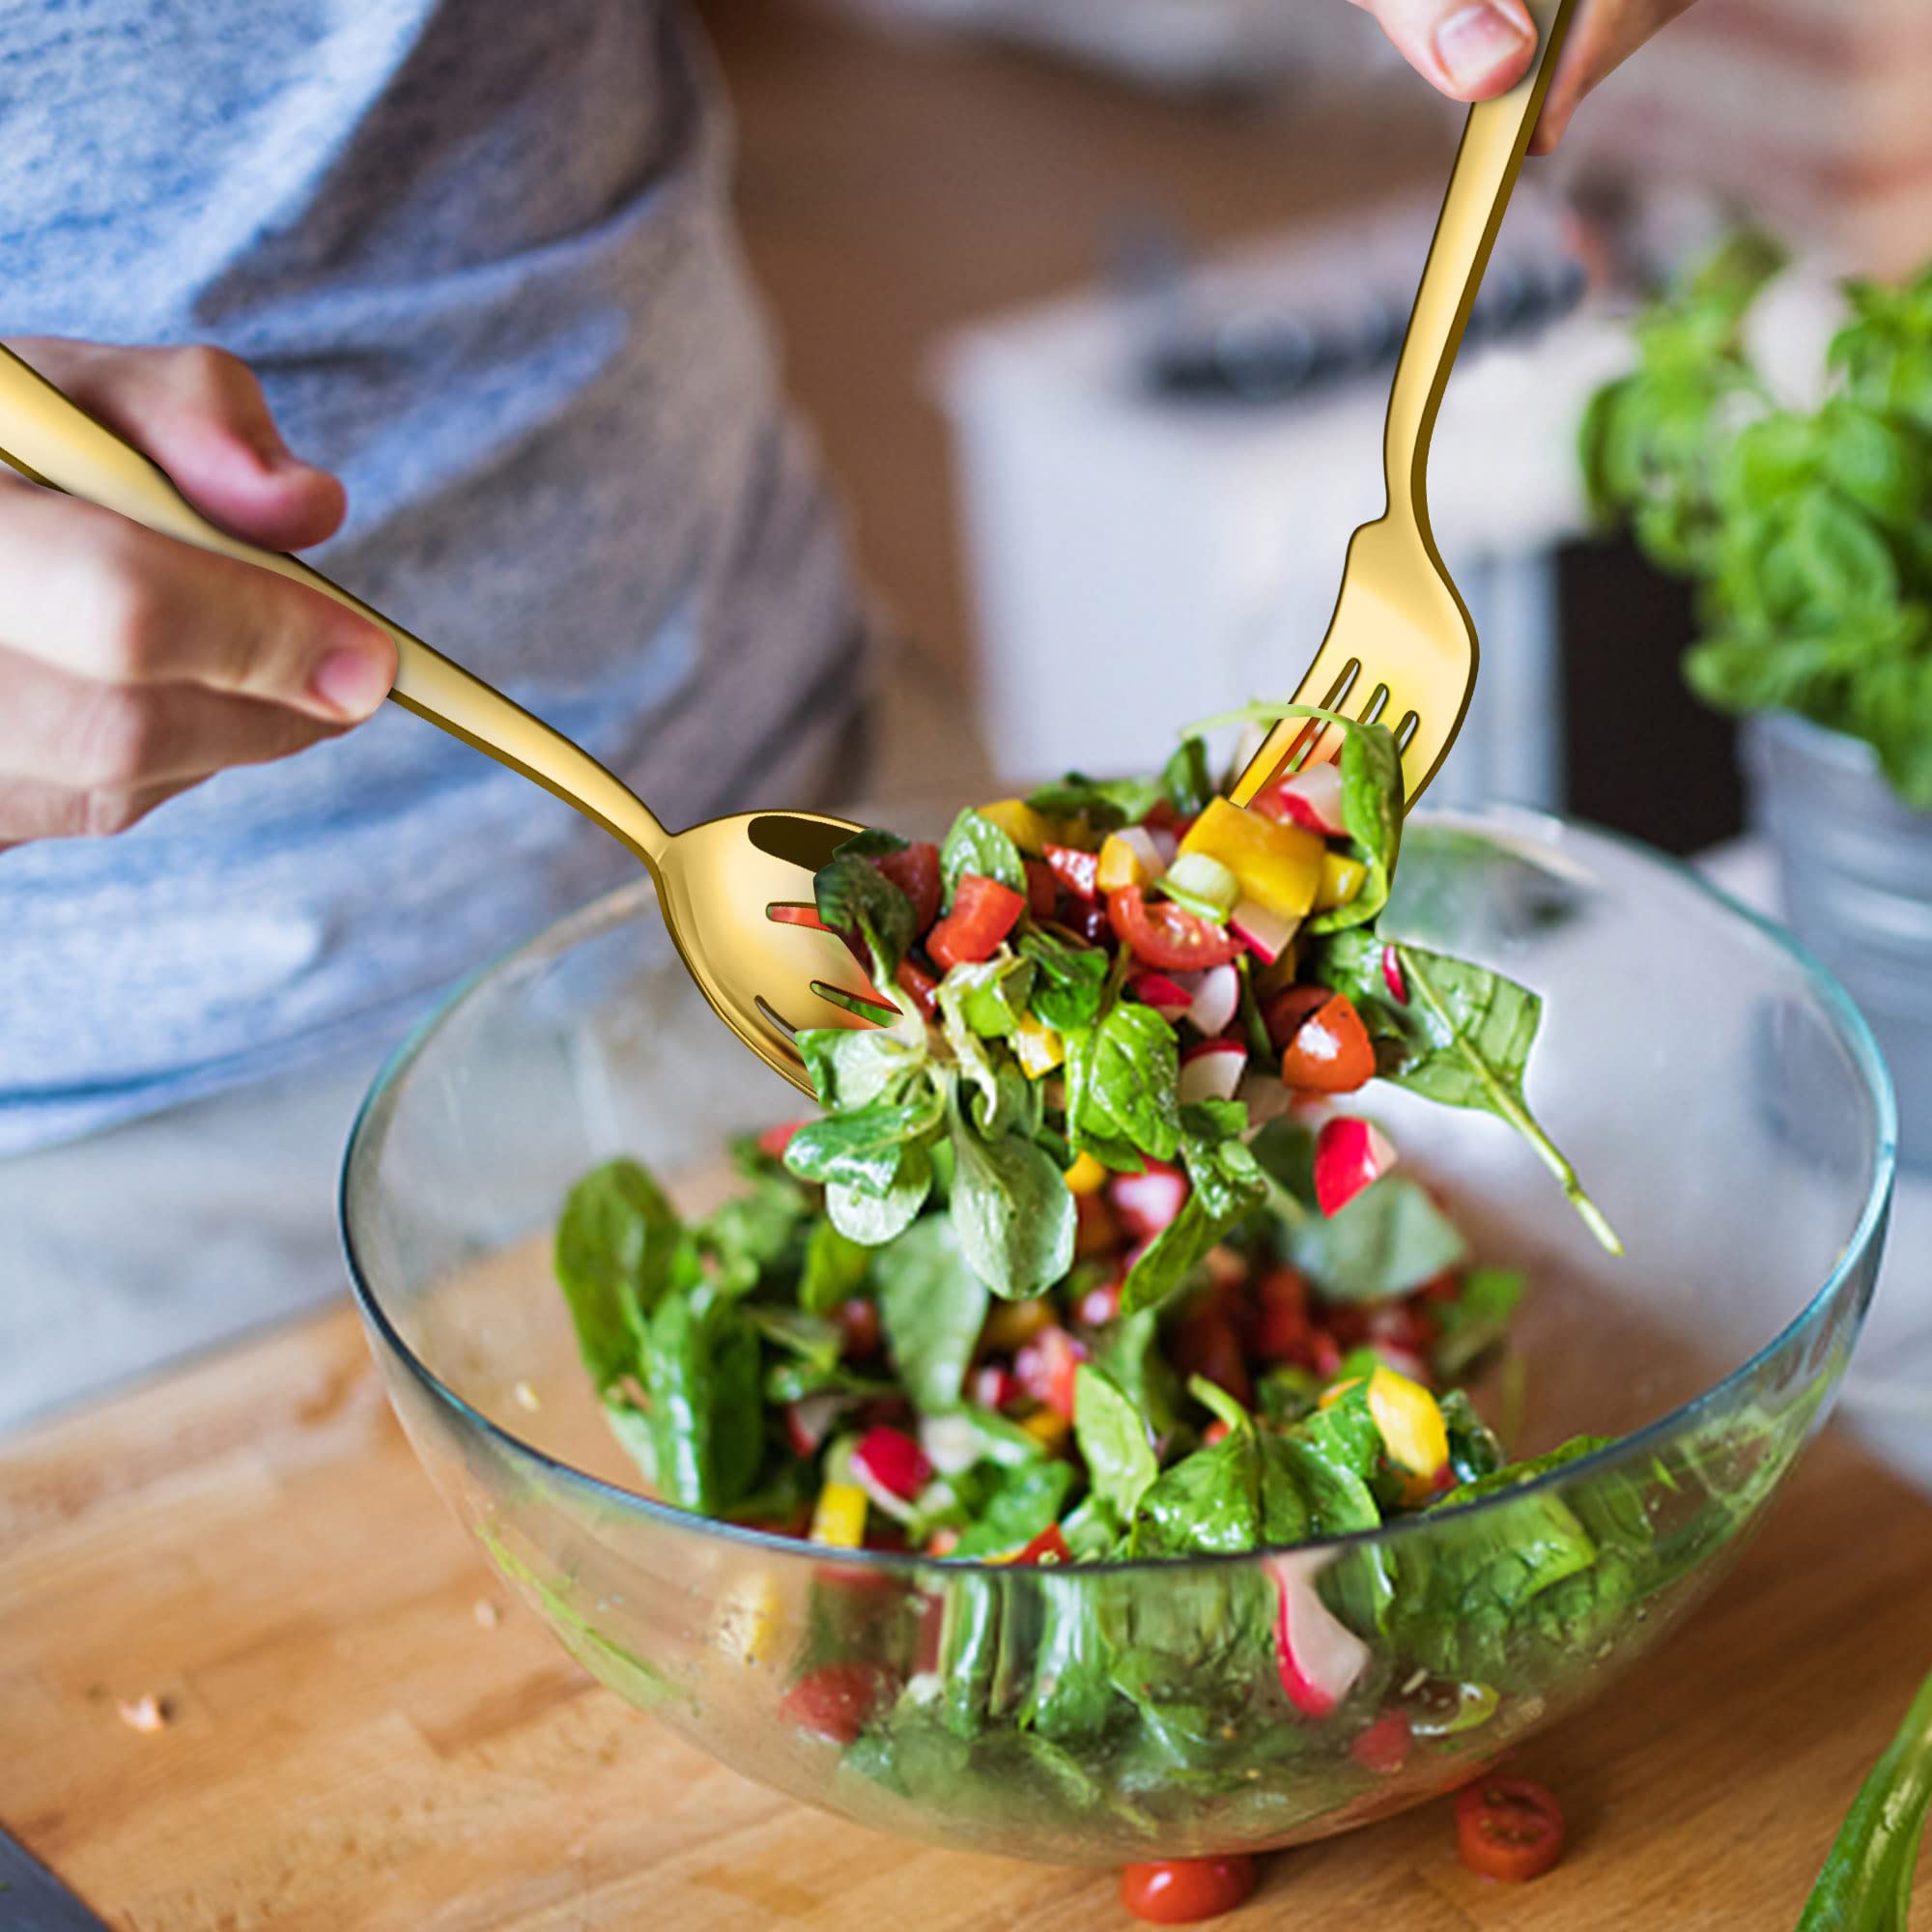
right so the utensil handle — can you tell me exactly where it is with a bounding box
[0,344,668,867]
[1380,0,1577,527]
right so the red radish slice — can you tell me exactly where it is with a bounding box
[1230,897,1296,964]
[1313,1117,1398,1216]
[1179,1038,1247,1104]
[784,1393,848,1459]
[850,1426,933,1506]
[1115,825,1168,884]
[1184,962,1240,1037]
[1128,970,1194,1017]
[1381,944,1408,1006]
[970,1363,1016,1412]
[920,1411,989,1477]
[1268,1548,1371,1718]
[1262,761,1347,836]
[1147,825,1179,867]
[1109,1161,1189,1238]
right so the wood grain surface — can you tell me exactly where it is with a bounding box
[2,1302,1929,1930]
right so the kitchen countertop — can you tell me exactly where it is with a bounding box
[3,1300,1931,1930]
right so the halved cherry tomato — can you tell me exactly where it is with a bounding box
[895,957,939,1020]
[1456,1776,1565,1883]
[1024,859,1059,921]
[1350,1710,1412,1775]
[870,840,941,934]
[1043,841,1100,901]
[778,1662,895,1745]
[1279,992,1376,1094]
[835,1297,882,1360]
[1013,1323,1086,1420]
[1008,1523,1072,1566]
[1120,1856,1258,1924]
[1262,983,1330,1053]
[757,1120,807,1160]
[1107,886,1243,972]
[927,873,1026,971]
[1252,1265,1310,1362]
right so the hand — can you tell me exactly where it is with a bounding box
[0,339,395,849]
[1352,0,1697,150]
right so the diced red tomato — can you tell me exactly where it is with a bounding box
[1120,1857,1258,1924]
[1024,859,1058,921]
[778,1662,895,1745]
[1043,842,1100,902]
[927,873,1025,971]
[895,957,939,1020]
[1279,992,1377,1094]
[757,1120,806,1160]
[1262,983,1331,1053]
[835,1297,883,1360]
[870,840,941,934]
[1203,1418,1232,1447]
[1456,1777,1566,1884]
[1060,899,1111,945]
[1073,1190,1121,1261]
[1350,1711,1412,1775]
[1009,1523,1072,1567]
[1107,887,1243,972]
[1171,1308,1252,1408]
[1013,1324,1086,1421]
[1252,1266,1310,1362]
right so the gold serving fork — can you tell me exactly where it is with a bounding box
[0,345,888,1096]
[1230,0,1577,810]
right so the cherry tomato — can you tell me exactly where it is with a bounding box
[870,840,941,934]
[834,1297,882,1360]
[1251,1265,1310,1362]
[1203,1418,1232,1446]
[1107,886,1243,972]
[1120,1856,1258,1923]
[1043,841,1100,902]
[1279,992,1376,1094]
[1261,983,1330,1053]
[757,1120,806,1160]
[1456,1776,1566,1884]
[778,1662,894,1744]
[1061,898,1111,945]
[1350,1710,1412,1775]
[1013,1323,1086,1420]
[927,873,1026,971]
[1008,1523,1072,1566]
[1024,859,1059,921]
[895,957,939,1020]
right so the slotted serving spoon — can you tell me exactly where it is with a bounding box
[1230,0,1577,810]
[0,346,887,1094]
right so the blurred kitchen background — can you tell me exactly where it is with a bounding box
[695,0,1932,853]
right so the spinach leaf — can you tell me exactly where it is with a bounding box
[1306,721,1402,935]
[783,1088,944,1198]
[1131,1430,1260,1558]
[1073,1364,1160,1524]
[814,843,917,982]
[1118,1100,1267,1316]
[873,1214,990,1412]
[1287,1171,1467,1302]
[797,1216,871,1316]
[1025,772,1156,832]
[1160,736,1215,816]
[602,1394,658,1487]
[696,1175,809,1296]
[940,807,1028,907]
[1432,1266,1527,1379]
[554,1158,684,1390]
[1439,1388,1507,1483]
[1022,1573,1129,1744]
[946,1087,1077,1299]
[1090,1308,1185,1445]
[641,1285,764,1512]
[951,1459,1077,1559]
[1017,928,1109,1034]
[1070,1002,1181,1165]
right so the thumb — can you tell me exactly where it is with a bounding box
[1352,0,1539,102]
[4,337,350,554]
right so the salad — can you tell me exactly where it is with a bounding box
[542,725,1699,1842]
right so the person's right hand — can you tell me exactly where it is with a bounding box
[0,338,396,851]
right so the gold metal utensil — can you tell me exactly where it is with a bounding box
[1230,0,1577,810]
[0,346,889,1094]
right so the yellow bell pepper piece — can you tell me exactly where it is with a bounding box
[717,1573,784,1668]
[977,798,1053,857]
[1179,799,1322,921]
[1314,852,1367,913]
[1323,1367,1448,1480]
[810,1480,868,1549]
[1020,1407,1071,1449]
[1063,1151,1108,1195]
[1096,831,1153,893]
[1014,1014,1065,1079]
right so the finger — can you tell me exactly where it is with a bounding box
[0,643,341,788]
[1352,0,1538,101]
[4,337,348,553]
[0,473,396,721]
[1529,0,1698,153]
[0,773,199,844]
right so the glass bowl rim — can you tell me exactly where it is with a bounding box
[339,803,1898,1579]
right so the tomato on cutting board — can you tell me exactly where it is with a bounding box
[1456,1776,1566,1883]
[1120,1856,1259,1923]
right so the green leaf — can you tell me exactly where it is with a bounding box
[744,1304,842,1371]
[554,1158,684,1391]
[1288,1172,1467,1302]
[946,1088,1077,1299]
[1160,736,1215,816]
[1118,1100,1267,1316]
[641,1285,764,1512]
[950,1460,1076,1559]
[1090,1307,1186,1444]
[939,808,1028,908]
[1025,772,1156,831]
[1072,1002,1181,1165]
[1073,1365,1160,1524]
[798,1025,929,1112]
[826,1143,932,1245]
[1433,1267,1527,1380]
[783,1089,944,1197]
[814,849,917,982]
[798,1217,871,1316]
[1130,1428,1261,1558]
[1017,928,1108,1034]
[1789,491,1898,615]
[696,1176,808,1296]
[873,1214,990,1412]
[1306,722,1403,935]
[942,952,1037,1042]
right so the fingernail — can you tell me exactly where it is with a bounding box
[1435,1,1531,92]
[309,645,391,720]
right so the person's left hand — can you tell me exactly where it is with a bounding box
[1350,0,1698,151]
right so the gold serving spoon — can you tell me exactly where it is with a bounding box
[0,345,889,1094]
[1230,0,1577,810]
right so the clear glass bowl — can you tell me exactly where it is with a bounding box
[341,808,1895,1865]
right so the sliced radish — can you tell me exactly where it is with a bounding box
[970,1363,1016,1412]
[1260,761,1347,837]
[1268,1548,1371,1719]
[1128,970,1194,1017]
[1185,962,1240,1037]
[1381,944,1408,1006]
[1115,825,1167,884]
[1313,1117,1398,1217]
[784,1393,848,1459]
[1230,897,1297,964]
[1179,1038,1248,1105]
[1109,1161,1188,1239]
[920,1411,988,1477]
[850,1426,933,1507]
[1147,825,1179,867]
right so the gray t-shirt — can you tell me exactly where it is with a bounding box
[0,0,867,1155]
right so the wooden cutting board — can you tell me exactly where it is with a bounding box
[3,1303,1930,1932]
